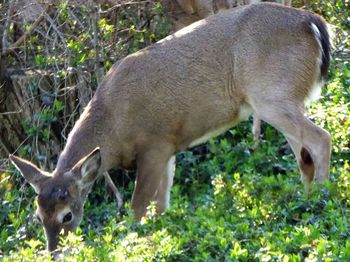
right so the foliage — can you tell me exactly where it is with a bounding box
[0,0,349,261]
[0,0,172,167]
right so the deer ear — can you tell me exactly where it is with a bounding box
[9,155,50,193]
[73,148,102,190]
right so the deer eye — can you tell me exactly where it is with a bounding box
[62,212,72,224]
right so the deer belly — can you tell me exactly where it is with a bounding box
[188,103,253,148]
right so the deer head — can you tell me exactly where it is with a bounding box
[9,148,101,252]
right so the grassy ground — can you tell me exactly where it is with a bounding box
[0,1,349,261]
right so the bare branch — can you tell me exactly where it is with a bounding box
[2,2,54,56]
[103,171,123,210]
[2,1,13,54]
[89,0,103,84]
[0,138,11,156]
[99,0,151,14]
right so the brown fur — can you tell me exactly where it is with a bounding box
[10,3,331,251]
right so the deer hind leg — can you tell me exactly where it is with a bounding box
[131,145,174,220]
[254,103,331,185]
[285,136,316,186]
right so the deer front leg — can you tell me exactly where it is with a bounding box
[131,145,175,220]
[155,156,176,212]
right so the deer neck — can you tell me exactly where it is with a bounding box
[55,100,113,175]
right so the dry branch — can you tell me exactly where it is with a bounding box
[2,2,53,56]
[103,171,123,210]
[99,0,151,14]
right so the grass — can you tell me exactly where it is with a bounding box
[1,107,349,260]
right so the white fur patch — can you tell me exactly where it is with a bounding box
[311,23,324,64]
[164,156,176,208]
[36,210,44,223]
[311,23,322,47]
[306,81,323,104]
[306,23,324,104]
[158,20,206,44]
[238,103,253,121]
[189,122,235,147]
[56,206,72,224]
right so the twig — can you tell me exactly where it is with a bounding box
[0,138,10,156]
[99,1,152,15]
[68,7,85,30]
[89,0,103,84]
[1,1,13,55]
[45,12,67,45]
[0,93,42,115]
[2,2,53,56]
[118,14,154,46]
[103,171,123,210]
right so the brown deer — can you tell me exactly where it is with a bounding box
[172,0,293,138]
[10,3,331,252]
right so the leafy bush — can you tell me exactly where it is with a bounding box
[0,0,349,261]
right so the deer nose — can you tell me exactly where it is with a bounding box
[47,236,59,252]
[44,225,60,252]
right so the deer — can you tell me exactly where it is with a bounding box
[172,0,293,140]
[9,3,331,252]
